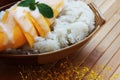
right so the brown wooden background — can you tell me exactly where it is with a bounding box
[0,0,19,7]
[0,0,120,80]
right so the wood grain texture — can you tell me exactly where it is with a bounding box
[0,0,120,80]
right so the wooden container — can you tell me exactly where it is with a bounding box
[0,0,105,64]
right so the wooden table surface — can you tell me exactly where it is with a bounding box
[0,0,120,80]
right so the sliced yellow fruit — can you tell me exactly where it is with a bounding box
[23,25,37,47]
[52,0,64,17]
[26,12,46,37]
[7,7,27,48]
[29,10,50,37]
[56,0,64,10]
[0,25,3,31]
[12,25,26,48]
[44,0,64,26]
[0,32,6,51]
[0,25,8,51]
[1,11,9,23]
[24,32,34,48]
[13,8,38,47]
[0,27,5,46]
[45,18,51,26]
[54,10,59,17]
[44,10,59,27]
[37,14,50,34]
[0,11,27,50]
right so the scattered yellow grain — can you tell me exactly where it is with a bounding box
[113,74,119,79]
[18,58,118,80]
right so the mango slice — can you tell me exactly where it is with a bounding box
[0,25,8,51]
[12,24,26,48]
[44,0,64,25]
[0,11,27,50]
[29,10,50,37]
[13,8,38,47]
[1,11,9,23]
[24,32,34,47]
[26,12,46,37]
[0,33,6,51]
[0,31,6,50]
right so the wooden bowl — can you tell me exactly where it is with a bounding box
[0,0,105,64]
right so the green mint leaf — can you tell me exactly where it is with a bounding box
[29,3,36,11]
[37,3,54,18]
[27,0,35,4]
[18,0,35,7]
[18,0,54,18]
[18,1,30,7]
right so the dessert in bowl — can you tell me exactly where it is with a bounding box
[0,0,105,64]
